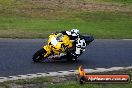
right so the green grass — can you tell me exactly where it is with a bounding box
[48,82,132,88]
[101,0,132,4]
[0,11,132,39]
[0,0,132,39]
[84,0,132,4]
[0,77,52,88]
[1,81,132,88]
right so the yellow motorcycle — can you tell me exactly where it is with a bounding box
[32,33,94,62]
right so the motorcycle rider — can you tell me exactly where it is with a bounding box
[32,29,94,62]
[59,29,87,60]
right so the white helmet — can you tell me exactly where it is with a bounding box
[71,29,80,36]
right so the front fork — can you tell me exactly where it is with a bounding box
[43,45,52,58]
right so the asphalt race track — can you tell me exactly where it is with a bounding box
[0,39,132,77]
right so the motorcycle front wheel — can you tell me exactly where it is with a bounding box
[32,48,46,62]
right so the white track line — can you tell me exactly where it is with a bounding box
[0,66,132,82]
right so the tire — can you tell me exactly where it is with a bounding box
[32,48,46,62]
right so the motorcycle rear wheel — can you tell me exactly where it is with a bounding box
[32,48,46,62]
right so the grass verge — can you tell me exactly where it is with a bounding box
[0,0,132,39]
[0,69,132,88]
[0,11,132,39]
[84,0,132,5]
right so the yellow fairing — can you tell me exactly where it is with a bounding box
[62,35,73,48]
[43,33,73,57]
